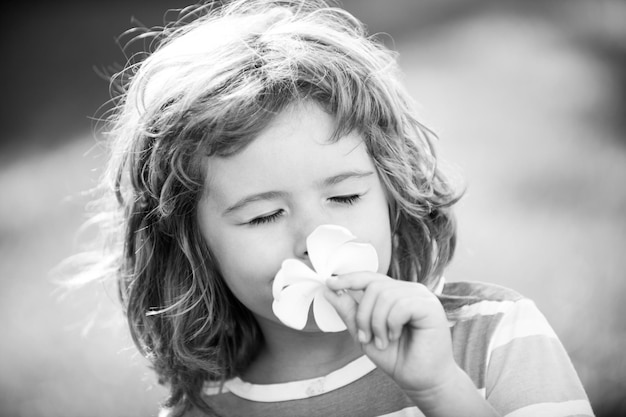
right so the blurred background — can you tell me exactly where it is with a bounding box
[0,0,624,416]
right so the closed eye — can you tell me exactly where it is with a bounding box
[328,194,361,205]
[248,210,284,226]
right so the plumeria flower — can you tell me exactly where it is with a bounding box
[272,224,379,332]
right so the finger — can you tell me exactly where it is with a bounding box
[369,287,407,349]
[353,279,390,346]
[386,296,418,341]
[386,291,449,336]
[358,281,435,347]
[325,271,388,292]
[322,287,359,339]
[326,272,387,344]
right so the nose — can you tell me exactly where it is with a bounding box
[291,207,329,262]
[292,224,312,262]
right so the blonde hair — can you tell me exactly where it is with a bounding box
[85,0,461,414]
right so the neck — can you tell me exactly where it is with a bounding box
[242,316,362,384]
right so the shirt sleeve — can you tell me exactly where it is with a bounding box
[484,299,594,417]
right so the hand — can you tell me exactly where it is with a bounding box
[324,272,457,395]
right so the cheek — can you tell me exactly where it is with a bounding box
[373,191,393,275]
[210,246,274,316]
[375,221,393,276]
[349,192,392,275]
[208,232,283,294]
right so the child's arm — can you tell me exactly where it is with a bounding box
[324,273,501,417]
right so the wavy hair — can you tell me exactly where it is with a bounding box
[83,0,462,414]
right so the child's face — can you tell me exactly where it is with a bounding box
[197,102,392,331]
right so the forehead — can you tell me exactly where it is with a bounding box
[202,103,375,203]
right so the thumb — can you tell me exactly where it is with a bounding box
[323,287,359,340]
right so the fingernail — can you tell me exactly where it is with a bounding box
[375,337,387,350]
[357,330,368,344]
[326,276,339,289]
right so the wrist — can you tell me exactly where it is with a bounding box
[403,366,500,417]
[402,364,461,405]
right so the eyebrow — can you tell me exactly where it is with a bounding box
[223,170,374,215]
[318,170,374,187]
[223,191,288,215]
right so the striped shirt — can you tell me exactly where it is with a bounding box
[166,281,594,417]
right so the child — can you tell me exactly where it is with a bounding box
[84,0,594,415]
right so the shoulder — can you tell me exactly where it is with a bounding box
[440,280,549,345]
[440,280,524,306]
[441,281,553,385]
[440,283,594,415]
[439,280,530,322]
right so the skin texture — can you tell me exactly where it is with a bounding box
[197,102,392,330]
[196,102,392,382]
[197,101,499,416]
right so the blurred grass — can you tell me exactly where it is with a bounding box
[397,7,626,415]
[1,1,625,416]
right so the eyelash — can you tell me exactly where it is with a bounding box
[248,210,284,226]
[329,194,361,205]
[247,195,362,226]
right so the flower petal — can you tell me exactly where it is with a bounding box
[273,259,319,300]
[313,291,347,332]
[272,281,320,330]
[307,225,356,275]
[325,241,379,276]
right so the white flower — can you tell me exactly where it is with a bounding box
[272,224,378,332]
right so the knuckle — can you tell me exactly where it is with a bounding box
[355,308,370,329]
